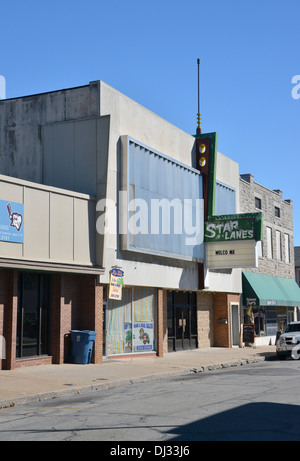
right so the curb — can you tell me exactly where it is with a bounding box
[189,355,267,373]
[0,355,271,409]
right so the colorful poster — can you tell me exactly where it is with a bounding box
[109,268,124,300]
[0,200,24,243]
[133,322,154,351]
[124,322,132,352]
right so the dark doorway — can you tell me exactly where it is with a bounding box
[167,291,197,352]
[103,302,107,357]
[17,272,50,358]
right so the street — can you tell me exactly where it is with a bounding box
[0,358,300,442]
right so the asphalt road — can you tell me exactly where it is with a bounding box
[1,358,300,442]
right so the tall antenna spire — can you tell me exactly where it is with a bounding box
[0,75,6,100]
[196,58,202,135]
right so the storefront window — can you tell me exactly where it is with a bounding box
[243,305,296,337]
[253,308,265,336]
[265,308,277,336]
[287,308,295,325]
[276,307,287,333]
[107,287,156,355]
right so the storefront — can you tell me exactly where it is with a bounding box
[0,175,104,370]
[242,272,300,345]
[106,287,157,356]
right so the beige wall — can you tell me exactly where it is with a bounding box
[99,81,200,288]
[197,292,214,347]
[0,175,96,267]
[216,152,240,212]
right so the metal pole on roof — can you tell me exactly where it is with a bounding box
[197,58,201,135]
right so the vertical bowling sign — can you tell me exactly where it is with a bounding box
[195,132,217,290]
[109,268,124,301]
[195,132,217,220]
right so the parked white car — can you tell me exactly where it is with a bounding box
[276,322,300,359]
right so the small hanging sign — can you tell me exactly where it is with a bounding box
[109,268,124,301]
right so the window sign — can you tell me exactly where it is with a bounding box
[0,200,24,243]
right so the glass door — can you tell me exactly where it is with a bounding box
[176,306,190,351]
[17,272,50,358]
[230,303,240,346]
[167,291,198,352]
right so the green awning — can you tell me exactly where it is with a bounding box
[242,272,300,307]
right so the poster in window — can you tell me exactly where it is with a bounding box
[133,322,154,352]
[124,322,132,352]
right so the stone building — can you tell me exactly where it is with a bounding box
[295,247,300,287]
[239,173,300,344]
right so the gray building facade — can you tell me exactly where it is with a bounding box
[0,80,244,369]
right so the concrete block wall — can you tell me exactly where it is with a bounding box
[197,292,214,348]
[0,84,99,184]
[240,174,295,278]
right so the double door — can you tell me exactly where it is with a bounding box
[168,292,197,352]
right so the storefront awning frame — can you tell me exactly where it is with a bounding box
[242,272,300,307]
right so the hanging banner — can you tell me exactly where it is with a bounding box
[109,268,124,300]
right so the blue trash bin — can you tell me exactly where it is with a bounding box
[70,330,97,364]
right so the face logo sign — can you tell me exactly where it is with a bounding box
[7,203,23,231]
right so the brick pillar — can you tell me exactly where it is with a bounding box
[50,273,64,364]
[79,276,103,364]
[3,270,18,370]
[91,281,103,364]
[157,289,164,358]
[51,273,103,365]
[0,270,5,370]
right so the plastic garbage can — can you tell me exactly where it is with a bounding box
[70,330,97,364]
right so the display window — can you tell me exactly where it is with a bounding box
[107,287,156,355]
[243,305,295,337]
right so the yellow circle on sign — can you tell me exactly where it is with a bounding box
[199,143,206,154]
[199,157,206,167]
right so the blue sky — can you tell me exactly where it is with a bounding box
[1,0,300,243]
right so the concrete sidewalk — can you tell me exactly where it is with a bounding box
[0,345,276,408]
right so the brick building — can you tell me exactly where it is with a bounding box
[239,174,300,344]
